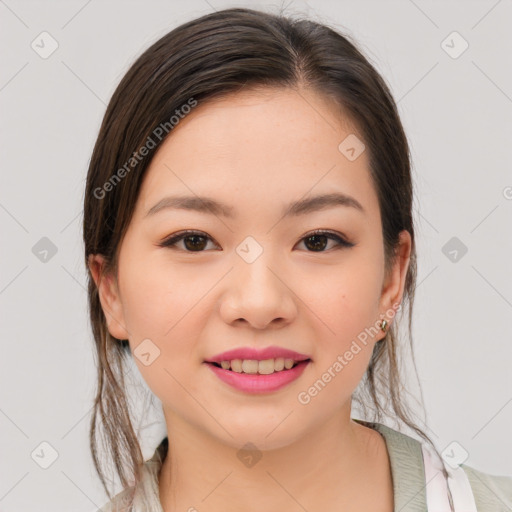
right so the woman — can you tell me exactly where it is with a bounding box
[83,7,512,511]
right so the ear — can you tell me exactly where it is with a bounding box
[88,254,130,340]
[378,230,412,332]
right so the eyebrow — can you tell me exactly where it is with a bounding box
[144,192,365,219]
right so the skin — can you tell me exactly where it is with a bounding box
[89,86,411,512]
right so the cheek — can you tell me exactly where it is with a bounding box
[120,257,206,337]
[299,258,382,341]
[119,259,209,397]
[294,258,382,400]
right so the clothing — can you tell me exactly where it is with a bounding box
[98,419,512,511]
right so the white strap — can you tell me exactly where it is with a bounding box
[421,444,478,511]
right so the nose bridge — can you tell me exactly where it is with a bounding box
[221,236,296,327]
[234,236,282,294]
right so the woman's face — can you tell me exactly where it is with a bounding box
[90,87,410,449]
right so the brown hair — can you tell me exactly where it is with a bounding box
[83,5,451,506]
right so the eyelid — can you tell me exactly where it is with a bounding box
[158,229,355,251]
[159,229,220,248]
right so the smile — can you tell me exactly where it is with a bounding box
[204,359,311,393]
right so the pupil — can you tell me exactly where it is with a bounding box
[184,235,207,251]
[305,235,327,251]
[185,235,328,252]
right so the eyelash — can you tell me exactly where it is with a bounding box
[158,229,355,253]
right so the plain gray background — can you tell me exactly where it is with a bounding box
[1,0,511,510]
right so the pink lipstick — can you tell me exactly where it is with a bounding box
[203,345,312,394]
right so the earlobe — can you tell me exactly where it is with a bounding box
[87,254,130,341]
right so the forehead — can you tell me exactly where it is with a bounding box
[135,87,377,221]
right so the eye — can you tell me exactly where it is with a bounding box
[159,230,219,252]
[158,229,355,253]
[297,229,355,252]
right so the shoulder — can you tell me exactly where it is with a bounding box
[96,486,136,512]
[355,418,512,510]
[96,438,168,512]
[460,463,512,510]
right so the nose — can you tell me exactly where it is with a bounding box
[219,255,297,330]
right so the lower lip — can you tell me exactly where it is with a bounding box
[204,360,311,393]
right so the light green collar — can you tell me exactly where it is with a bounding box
[354,418,427,512]
[131,419,428,512]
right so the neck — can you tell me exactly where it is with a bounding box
[158,408,393,512]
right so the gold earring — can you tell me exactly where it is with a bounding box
[380,319,388,332]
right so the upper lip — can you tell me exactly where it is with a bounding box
[204,346,312,364]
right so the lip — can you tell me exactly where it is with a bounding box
[205,359,311,393]
[204,346,312,364]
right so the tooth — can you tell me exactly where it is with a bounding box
[284,358,294,369]
[258,359,275,374]
[231,359,243,373]
[274,357,285,371]
[215,358,301,374]
[241,359,259,374]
